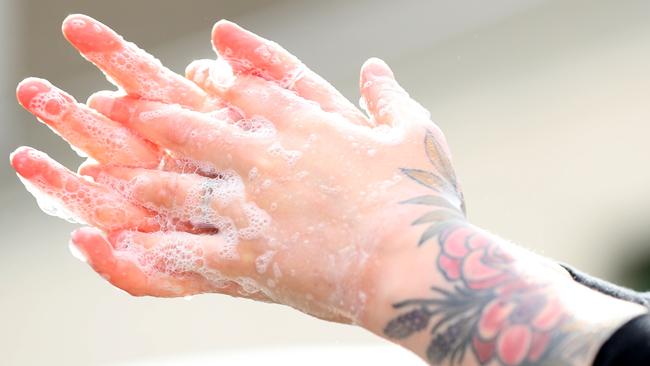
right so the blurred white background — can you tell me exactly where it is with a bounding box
[1,0,649,365]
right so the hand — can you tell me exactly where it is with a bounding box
[13,15,649,366]
[12,15,465,324]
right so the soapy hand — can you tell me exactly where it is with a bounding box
[11,15,465,323]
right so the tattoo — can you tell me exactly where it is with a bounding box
[384,131,593,365]
[399,129,465,218]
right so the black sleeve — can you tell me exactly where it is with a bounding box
[593,313,650,365]
[560,263,650,308]
[559,264,650,365]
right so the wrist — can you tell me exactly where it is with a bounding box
[358,220,646,365]
[357,203,467,332]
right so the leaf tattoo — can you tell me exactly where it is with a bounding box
[399,130,466,247]
[384,129,590,365]
[385,307,434,339]
[400,168,447,192]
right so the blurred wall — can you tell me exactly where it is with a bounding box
[1,0,649,365]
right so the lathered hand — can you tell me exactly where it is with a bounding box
[12,15,462,324]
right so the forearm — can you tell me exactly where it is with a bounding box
[359,218,646,366]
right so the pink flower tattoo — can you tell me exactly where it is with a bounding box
[384,130,578,366]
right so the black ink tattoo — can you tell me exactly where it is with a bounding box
[384,130,596,366]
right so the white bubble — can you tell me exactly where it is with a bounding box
[278,64,306,90]
[139,104,181,121]
[238,203,271,240]
[319,184,342,195]
[208,58,235,88]
[86,41,177,102]
[272,262,282,279]
[254,44,272,61]
[18,173,89,225]
[266,142,302,166]
[168,153,221,177]
[25,84,148,164]
[255,250,276,274]
[236,277,261,294]
[248,167,258,180]
[233,115,276,138]
[294,171,309,180]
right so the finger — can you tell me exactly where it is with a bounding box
[85,88,245,178]
[185,58,234,98]
[71,227,153,296]
[16,77,162,167]
[182,59,230,112]
[87,93,269,171]
[184,59,313,127]
[185,59,213,90]
[70,227,212,297]
[359,58,431,127]
[212,20,370,126]
[81,165,269,240]
[215,74,339,131]
[184,59,328,131]
[61,14,209,110]
[10,147,157,231]
[71,227,271,299]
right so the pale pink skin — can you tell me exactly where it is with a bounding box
[12,14,647,365]
[13,15,454,323]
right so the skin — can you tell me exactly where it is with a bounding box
[11,14,647,365]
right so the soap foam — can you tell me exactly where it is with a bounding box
[248,166,259,181]
[267,142,302,166]
[28,88,70,120]
[86,40,181,103]
[98,167,271,261]
[238,202,271,240]
[278,64,306,90]
[255,250,276,274]
[19,175,83,224]
[27,86,150,164]
[17,152,138,231]
[112,231,228,291]
[139,104,182,121]
[208,58,235,88]
[272,262,282,279]
[233,115,276,138]
[166,153,222,177]
[235,276,262,295]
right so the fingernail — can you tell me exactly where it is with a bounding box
[87,92,116,115]
[10,146,42,179]
[212,19,249,50]
[78,163,101,179]
[16,77,51,108]
[62,14,119,53]
[362,57,394,78]
[213,19,239,34]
